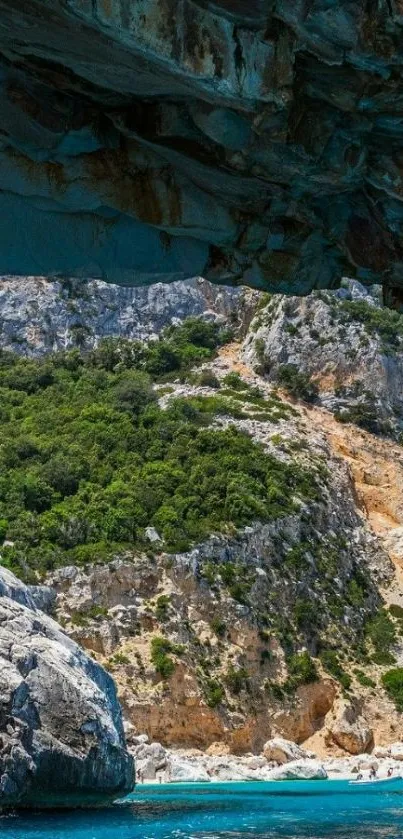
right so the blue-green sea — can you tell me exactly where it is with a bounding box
[2,781,403,839]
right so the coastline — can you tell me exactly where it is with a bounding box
[130,738,403,785]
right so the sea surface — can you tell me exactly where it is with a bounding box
[2,781,403,839]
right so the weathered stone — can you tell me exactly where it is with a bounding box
[0,275,250,357]
[0,3,402,296]
[168,756,211,783]
[0,569,134,809]
[327,701,373,756]
[390,743,403,761]
[263,737,309,765]
[267,760,328,781]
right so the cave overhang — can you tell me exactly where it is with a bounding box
[0,0,402,298]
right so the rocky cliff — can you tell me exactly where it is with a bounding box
[0,568,134,809]
[2,274,403,763]
[243,279,403,439]
[0,275,252,356]
[0,2,402,299]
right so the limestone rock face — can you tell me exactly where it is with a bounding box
[0,2,402,295]
[0,275,252,357]
[0,569,134,809]
[327,702,373,756]
[243,279,403,439]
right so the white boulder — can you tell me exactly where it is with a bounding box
[267,760,328,781]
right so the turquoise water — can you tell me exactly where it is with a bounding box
[2,781,403,839]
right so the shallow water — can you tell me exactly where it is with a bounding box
[2,781,403,839]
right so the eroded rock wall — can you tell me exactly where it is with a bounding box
[0,2,402,294]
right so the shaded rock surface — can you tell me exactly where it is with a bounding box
[0,2,402,295]
[0,569,134,809]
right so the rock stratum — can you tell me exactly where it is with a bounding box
[0,568,134,809]
[0,2,403,298]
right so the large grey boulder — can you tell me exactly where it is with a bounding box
[0,569,134,809]
[267,760,328,781]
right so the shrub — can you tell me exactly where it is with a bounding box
[112,652,130,665]
[365,609,396,664]
[286,652,318,689]
[222,372,245,390]
[210,617,227,637]
[196,369,221,388]
[354,669,376,689]
[320,650,352,690]
[155,595,171,622]
[150,636,177,678]
[382,668,403,711]
[275,364,318,402]
[225,666,249,694]
[204,679,225,708]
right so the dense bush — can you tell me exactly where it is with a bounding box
[204,679,225,708]
[275,364,318,403]
[0,320,318,580]
[365,609,396,665]
[150,636,182,678]
[285,651,318,691]
[339,299,403,350]
[381,668,403,711]
[320,650,351,690]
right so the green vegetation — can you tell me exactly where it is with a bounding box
[110,652,130,666]
[320,650,351,690]
[354,669,376,689]
[204,678,225,708]
[275,364,318,403]
[338,299,403,351]
[150,636,183,678]
[219,562,255,605]
[225,665,249,694]
[0,319,319,580]
[381,668,403,711]
[365,609,396,665]
[389,604,403,635]
[155,595,171,622]
[210,617,227,637]
[284,651,318,691]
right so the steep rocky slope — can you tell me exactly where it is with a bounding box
[244,280,403,439]
[0,275,253,356]
[0,2,402,297]
[0,568,134,809]
[2,275,403,762]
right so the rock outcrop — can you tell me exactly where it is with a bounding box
[0,2,402,297]
[243,279,403,438]
[263,737,309,765]
[0,569,134,809]
[0,275,254,356]
[267,760,327,781]
[326,701,373,756]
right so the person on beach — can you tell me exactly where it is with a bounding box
[387,767,393,777]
